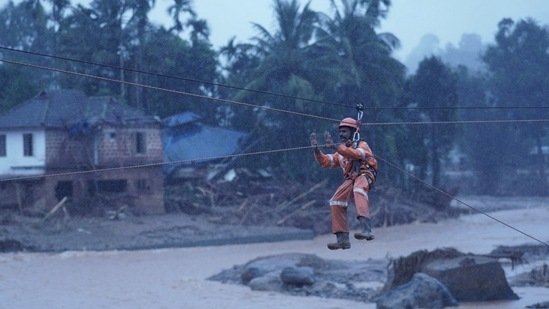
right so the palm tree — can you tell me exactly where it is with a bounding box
[227,0,324,180]
[315,0,403,106]
[243,0,318,96]
[167,0,195,33]
[187,17,210,43]
[314,0,405,165]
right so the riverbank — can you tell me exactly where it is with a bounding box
[1,196,548,308]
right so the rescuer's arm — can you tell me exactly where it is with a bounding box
[336,141,376,167]
[310,132,339,168]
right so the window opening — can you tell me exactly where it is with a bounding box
[23,133,33,156]
[0,134,6,157]
[135,132,146,154]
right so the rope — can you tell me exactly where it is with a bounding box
[364,118,549,126]
[0,144,317,182]
[0,58,340,123]
[0,45,353,110]
[1,57,548,247]
[376,154,549,248]
[3,58,549,126]
[3,46,549,111]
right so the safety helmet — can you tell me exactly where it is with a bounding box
[339,117,358,130]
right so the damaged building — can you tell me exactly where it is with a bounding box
[162,111,249,181]
[0,89,165,214]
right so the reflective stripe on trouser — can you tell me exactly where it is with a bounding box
[329,176,370,233]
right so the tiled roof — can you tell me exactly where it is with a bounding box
[0,89,157,129]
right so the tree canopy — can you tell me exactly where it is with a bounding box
[0,0,547,195]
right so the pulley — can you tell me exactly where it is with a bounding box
[352,103,364,148]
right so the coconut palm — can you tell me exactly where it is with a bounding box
[313,0,405,163]
[167,0,195,33]
[239,0,318,101]
[226,0,326,180]
[314,0,403,108]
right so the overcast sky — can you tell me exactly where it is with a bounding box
[6,0,549,60]
[168,0,549,61]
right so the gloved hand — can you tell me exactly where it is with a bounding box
[324,131,335,149]
[310,132,318,148]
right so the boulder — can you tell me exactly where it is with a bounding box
[280,266,315,286]
[384,249,518,302]
[209,253,387,303]
[248,271,283,292]
[423,255,519,301]
[376,273,458,309]
[240,266,263,284]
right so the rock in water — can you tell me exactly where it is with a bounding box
[423,255,518,301]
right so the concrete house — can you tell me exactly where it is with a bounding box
[0,89,165,214]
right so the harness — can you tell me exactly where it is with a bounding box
[351,103,377,186]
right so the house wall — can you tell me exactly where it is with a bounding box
[41,123,165,213]
[97,124,163,166]
[0,124,165,214]
[42,166,165,214]
[0,129,46,175]
[45,129,92,168]
[45,124,163,168]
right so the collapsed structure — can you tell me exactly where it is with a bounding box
[0,89,165,214]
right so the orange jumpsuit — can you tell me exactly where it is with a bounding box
[314,141,378,233]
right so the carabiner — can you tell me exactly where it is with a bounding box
[352,103,364,148]
[351,131,360,148]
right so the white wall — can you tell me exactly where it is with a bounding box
[0,129,46,175]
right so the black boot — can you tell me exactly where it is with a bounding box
[354,216,374,241]
[327,232,351,250]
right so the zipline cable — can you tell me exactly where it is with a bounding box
[0,125,546,248]
[0,144,317,183]
[0,58,340,123]
[3,46,549,112]
[376,154,549,248]
[3,58,549,126]
[2,51,547,248]
[0,45,353,110]
[364,118,549,126]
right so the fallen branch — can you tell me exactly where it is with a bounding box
[276,179,327,212]
[277,200,316,225]
[44,197,68,221]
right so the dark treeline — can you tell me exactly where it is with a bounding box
[0,0,547,195]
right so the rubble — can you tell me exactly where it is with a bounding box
[164,171,465,235]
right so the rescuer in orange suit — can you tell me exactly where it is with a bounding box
[310,118,378,250]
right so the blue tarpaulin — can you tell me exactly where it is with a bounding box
[162,112,248,175]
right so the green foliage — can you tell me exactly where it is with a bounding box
[140,27,218,119]
[221,0,405,181]
[0,64,38,111]
[455,67,505,193]
[1,0,546,196]
[406,56,458,186]
[482,18,549,194]
[1,0,218,119]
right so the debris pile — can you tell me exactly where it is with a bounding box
[165,170,464,234]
